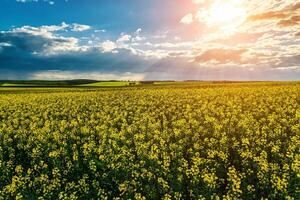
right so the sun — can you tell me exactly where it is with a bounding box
[207,3,245,25]
[198,1,247,32]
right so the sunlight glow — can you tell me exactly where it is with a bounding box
[207,3,245,25]
[198,0,247,32]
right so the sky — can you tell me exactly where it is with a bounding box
[0,0,299,80]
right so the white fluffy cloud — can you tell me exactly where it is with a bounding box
[16,0,55,5]
[100,40,117,53]
[11,22,69,38]
[71,24,91,32]
[0,42,12,47]
[180,13,194,25]
[117,34,132,43]
[3,23,90,55]
[10,22,91,38]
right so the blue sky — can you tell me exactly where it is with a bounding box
[0,0,299,80]
[0,0,198,37]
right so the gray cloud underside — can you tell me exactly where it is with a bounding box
[0,31,152,74]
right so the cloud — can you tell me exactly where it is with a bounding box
[9,22,91,38]
[11,22,69,38]
[247,2,300,22]
[132,28,145,42]
[16,0,38,2]
[248,11,288,21]
[94,29,106,33]
[0,25,155,78]
[0,42,12,47]
[287,2,300,12]
[296,31,300,37]
[144,57,202,80]
[0,23,92,56]
[0,17,299,81]
[116,34,132,43]
[0,25,88,56]
[211,32,265,46]
[71,24,91,32]
[277,16,300,27]
[195,48,248,64]
[273,55,300,69]
[144,56,300,81]
[101,40,117,53]
[180,13,193,25]
[16,0,55,5]
[135,28,142,34]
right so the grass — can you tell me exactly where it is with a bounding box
[1,83,40,87]
[0,80,98,87]
[80,81,131,87]
[0,81,134,88]
[154,81,180,85]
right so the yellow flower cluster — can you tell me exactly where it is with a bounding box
[0,82,299,199]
